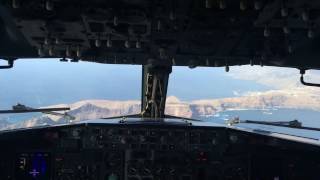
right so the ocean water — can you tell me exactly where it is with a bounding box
[203,108,320,139]
[207,108,320,127]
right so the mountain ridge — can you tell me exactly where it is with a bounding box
[1,87,320,130]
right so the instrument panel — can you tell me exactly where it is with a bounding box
[56,125,230,180]
[0,121,319,180]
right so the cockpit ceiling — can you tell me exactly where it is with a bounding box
[1,0,320,69]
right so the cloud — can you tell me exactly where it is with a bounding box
[232,90,241,96]
[227,66,320,90]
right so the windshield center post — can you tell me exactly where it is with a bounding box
[141,61,172,119]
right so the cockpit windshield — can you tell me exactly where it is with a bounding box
[0,59,142,130]
[1,59,320,135]
[168,66,320,127]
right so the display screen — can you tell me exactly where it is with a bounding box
[15,153,50,180]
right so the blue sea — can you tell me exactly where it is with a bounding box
[203,108,320,139]
[207,108,320,127]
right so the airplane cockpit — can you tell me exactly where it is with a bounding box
[1,0,320,179]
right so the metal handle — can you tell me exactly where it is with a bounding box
[300,69,320,87]
[0,59,14,69]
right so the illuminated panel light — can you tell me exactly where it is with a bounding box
[308,29,314,39]
[38,47,44,57]
[29,169,40,178]
[219,0,226,9]
[264,26,270,37]
[169,12,175,20]
[283,26,290,34]
[288,45,293,54]
[254,1,261,10]
[281,8,288,17]
[76,47,82,58]
[260,60,264,67]
[240,1,246,11]
[205,0,212,9]
[124,40,130,48]
[95,39,101,47]
[159,48,166,59]
[44,37,50,45]
[157,20,161,31]
[212,138,217,145]
[206,59,210,66]
[66,46,71,57]
[12,0,19,9]
[229,134,238,143]
[172,58,176,66]
[302,11,309,22]
[108,174,118,180]
[136,41,141,49]
[107,39,112,48]
[250,60,254,66]
[113,16,118,26]
[48,47,54,56]
[45,1,54,11]
[55,37,60,45]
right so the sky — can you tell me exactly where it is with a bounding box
[0,58,318,109]
[227,66,320,90]
[0,59,141,108]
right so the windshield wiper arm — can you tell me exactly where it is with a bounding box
[227,118,320,131]
[0,103,75,120]
[103,114,201,125]
[0,108,70,114]
[164,114,202,122]
[240,119,302,128]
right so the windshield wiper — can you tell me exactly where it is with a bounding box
[0,103,75,120]
[103,114,201,125]
[227,118,320,131]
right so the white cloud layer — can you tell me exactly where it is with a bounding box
[227,66,320,90]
